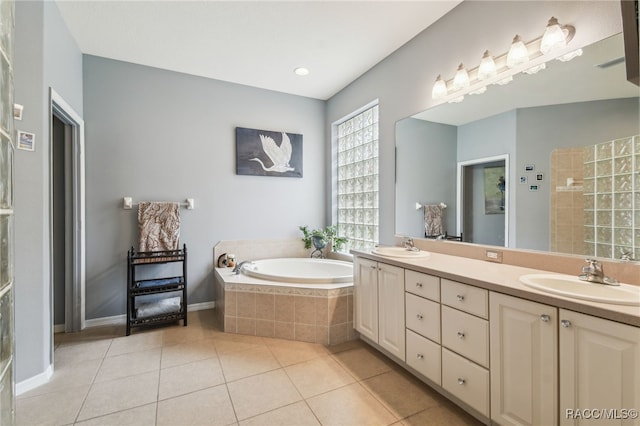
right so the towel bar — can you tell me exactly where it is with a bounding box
[123,197,195,210]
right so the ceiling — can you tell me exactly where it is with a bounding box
[55,0,462,100]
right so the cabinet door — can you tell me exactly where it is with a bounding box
[378,263,405,360]
[354,257,378,341]
[490,292,558,426]
[559,309,640,426]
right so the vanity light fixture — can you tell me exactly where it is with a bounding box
[430,17,577,102]
[294,67,309,76]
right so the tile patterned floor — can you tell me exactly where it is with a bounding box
[16,309,482,425]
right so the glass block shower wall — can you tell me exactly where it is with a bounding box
[584,136,639,259]
[0,0,14,423]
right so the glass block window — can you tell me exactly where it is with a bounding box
[335,103,379,251]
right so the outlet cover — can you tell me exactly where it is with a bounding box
[485,250,503,263]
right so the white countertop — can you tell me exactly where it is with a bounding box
[352,248,640,327]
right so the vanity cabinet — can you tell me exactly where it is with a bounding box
[559,309,640,426]
[490,292,558,426]
[354,257,405,360]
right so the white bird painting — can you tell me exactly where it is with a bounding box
[250,132,295,173]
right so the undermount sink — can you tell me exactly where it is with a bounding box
[371,246,430,258]
[519,274,640,306]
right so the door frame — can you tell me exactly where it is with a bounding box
[49,88,85,333]
[456,154,509,247]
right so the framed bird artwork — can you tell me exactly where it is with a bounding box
[235,127,303,178]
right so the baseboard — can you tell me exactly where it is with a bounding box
[16,364,53,396]
[83,301,216,328]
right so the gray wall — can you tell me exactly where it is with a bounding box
[82,55,325,319]
[14,0,83,383]
[326,1,623,246]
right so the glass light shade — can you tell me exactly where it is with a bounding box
[478,50,497,80]
[452,63,470,90]
[507,35,529,68]
[540,17,567,54]
[431,75,448,99]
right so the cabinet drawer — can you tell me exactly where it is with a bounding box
[406,329,441,385]
[441,279,488,319]
[441,306,489,367]
[442,348,490,417]
[405,293,440,343]
[405,270,440,301]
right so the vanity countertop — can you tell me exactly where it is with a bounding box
[352,248,640,327]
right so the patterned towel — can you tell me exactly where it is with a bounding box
[138,202,180,252]
[424,204,445,237]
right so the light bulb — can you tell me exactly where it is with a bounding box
[431,75,448,99]
[452,63,470,91]
[540,17,567,54]
[478,50,497,80]
[507,35,529,68]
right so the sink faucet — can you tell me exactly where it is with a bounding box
[621,251,635,262]
[579,259,619,286]
[233,260,253,275]
[402,237,420,251]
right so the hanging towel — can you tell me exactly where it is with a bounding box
[424,203,445,238]
[138,201,180,252]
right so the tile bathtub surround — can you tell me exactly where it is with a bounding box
[17,309,482,426]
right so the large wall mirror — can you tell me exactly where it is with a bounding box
[395,33,640,260]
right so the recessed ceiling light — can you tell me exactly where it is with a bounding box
[294,67,310,76]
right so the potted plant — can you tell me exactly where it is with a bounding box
[299,225,348,253]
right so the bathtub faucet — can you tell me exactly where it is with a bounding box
[233,260,253,275]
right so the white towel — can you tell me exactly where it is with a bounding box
[136,297,181,318]
[138,201,180,252]
[424,204,445,237]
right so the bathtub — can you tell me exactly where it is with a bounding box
[241,258,353,284]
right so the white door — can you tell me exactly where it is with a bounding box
[354,257,378,341]
[490,292,558,426]
[378,263,405,360]
[559,309,640,426]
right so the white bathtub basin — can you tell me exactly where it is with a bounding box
[242,258,353,284]
[372,246,430,258]
[519,274,640,306]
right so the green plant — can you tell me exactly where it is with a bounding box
[299,225,348,252]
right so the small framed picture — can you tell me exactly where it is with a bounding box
[13,104,23,121]
[17,130,35,151]
[519,176,528,184]
[536,173,544,181]
[524,164,535,172]
[529,184,539,191]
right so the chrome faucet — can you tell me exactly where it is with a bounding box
[233,260,253,275]
[621,251,635,262]
[579,259,619,286]
[402,237,420,251]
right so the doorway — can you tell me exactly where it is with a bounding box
[456,154,509,247]
[50,89,85,334]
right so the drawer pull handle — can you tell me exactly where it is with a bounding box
[457,331,465,339]
[456,294,465,302]
[416,314,424,320]
[560,319,572,328]
[540,314,551,323]
[416,282,423,288]
[416,353,424,360]
[457,378,466,385]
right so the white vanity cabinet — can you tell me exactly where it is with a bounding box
[559,309,640,426]
[354,257,405,360]
[490,292,558,426]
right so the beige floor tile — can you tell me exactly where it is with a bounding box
[16,384,89,426]
[106,330,163,357]
[17,358,101,398]
[285,355,355,398]
[158,357,225,400]
[75,403,157,426]
[212,335,265,355]
[77,371,160,421]
[400,402,484,425]
[239,401,321,426]
[53,339,111,366]
[156,384,237,426]
[306,382,398,426]
[332,346,394,380]
[362,370,444,419]
[160,338,217,369]
[227,369,302,420]
[219,345,281,382]
[94,348,162,383]
[162,323,207,345]
[264,338,329,367]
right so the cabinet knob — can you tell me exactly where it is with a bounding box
[540,314,551,323]
[416,313,424,320]
[457,331,465,339]
[416,353,424,360]
[560,319,572,328]
[457,378,466,385]
[416,282,423,288]
[456,294,465,302]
